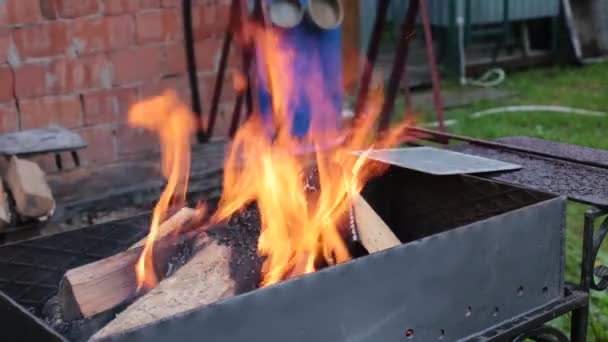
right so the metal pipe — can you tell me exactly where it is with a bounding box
[354,0,391,117]
[182,0,204,142]
[419,0,446,133]
[378,0,419,131]
[207,0,241,141]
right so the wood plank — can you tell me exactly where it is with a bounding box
[91,237,235,341]
[353,194,401,253]
[0,125,87,156]
[5,156,55,218]
[59,208,200,320]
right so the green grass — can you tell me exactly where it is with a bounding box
[402,62,608,340]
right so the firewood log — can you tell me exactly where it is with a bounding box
[90,236,235,341]
[0,180,10,229]
[59,208,200,320]
[130,207,198,249]
[353,194,401,253]
[4,156,55,218]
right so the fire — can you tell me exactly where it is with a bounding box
[211,24,408,286]
[131,22,410,289]
[129,91,197,290]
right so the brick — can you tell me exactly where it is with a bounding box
[77,125,117,164]
[116,123,158,157]
[0,101,19,133]
[194,38,221,72]
[199,72,234,104]
[70,15,133,55]
[135,9,181,44]
[47,55,113,94]
[6,0,42,25]
[0,3,8,28]
[42,0,101,19]
[140,76,190,106]
[110,45,163,85]
[0,65,13,102]
[13,22,69,59]
[192,3,230,39]
[82,87,137,125]
[26,155,57,173]
[20,95,83,129]
[0,28,10,64]
[14,62,47,98]
[139,0,161,9]
[164,39,222,75]
[161,0,179,7]
[213,102,233,137]
[164,42,186,75]
[104,0,139,15]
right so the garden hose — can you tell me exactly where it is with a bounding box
[457,16,506,88]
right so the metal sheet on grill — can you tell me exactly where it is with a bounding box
[355,147,522,175]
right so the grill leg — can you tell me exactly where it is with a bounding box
[54,153,63,170]
[569,210,597,341]
[71,151,81,167]
[570,306,589,342]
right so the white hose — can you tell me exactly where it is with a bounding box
[457,16,506,88]
[423,105,607,128]
[470,105,608,118]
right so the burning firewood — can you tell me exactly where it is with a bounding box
[0,180,10,229]
[352,194,400,253]
[130,207,198,249]
[59,208,200,320]
[4,156,55,219]
[90,237,235,341]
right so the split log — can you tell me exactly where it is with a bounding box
[91,237,235,341]
[0,181,10,229]
[353,194,401,253]
[130,207,198,249]
[4,156,55,218]
[59,208,200,321]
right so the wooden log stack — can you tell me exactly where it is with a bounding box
[56,194,402,340]
[0,156,56,232]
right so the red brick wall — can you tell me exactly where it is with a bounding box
[0,0,236,169]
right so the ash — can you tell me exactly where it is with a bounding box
[42,296,116,342]
[207,204,264,294]
[165,237,196,278]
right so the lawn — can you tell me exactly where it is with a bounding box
[408,61,608,340]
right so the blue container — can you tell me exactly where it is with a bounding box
[254,0,343,138]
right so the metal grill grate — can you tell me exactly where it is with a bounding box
[0,215,149,314]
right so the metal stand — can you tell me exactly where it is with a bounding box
[183,0,255,143]
[355,0,446,134]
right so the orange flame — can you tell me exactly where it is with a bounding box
[210,24,410,286]
[129,91,196,290]
[130,22,412,290]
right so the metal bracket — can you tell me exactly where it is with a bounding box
[582,208,608,292]
[590,213,608,291]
